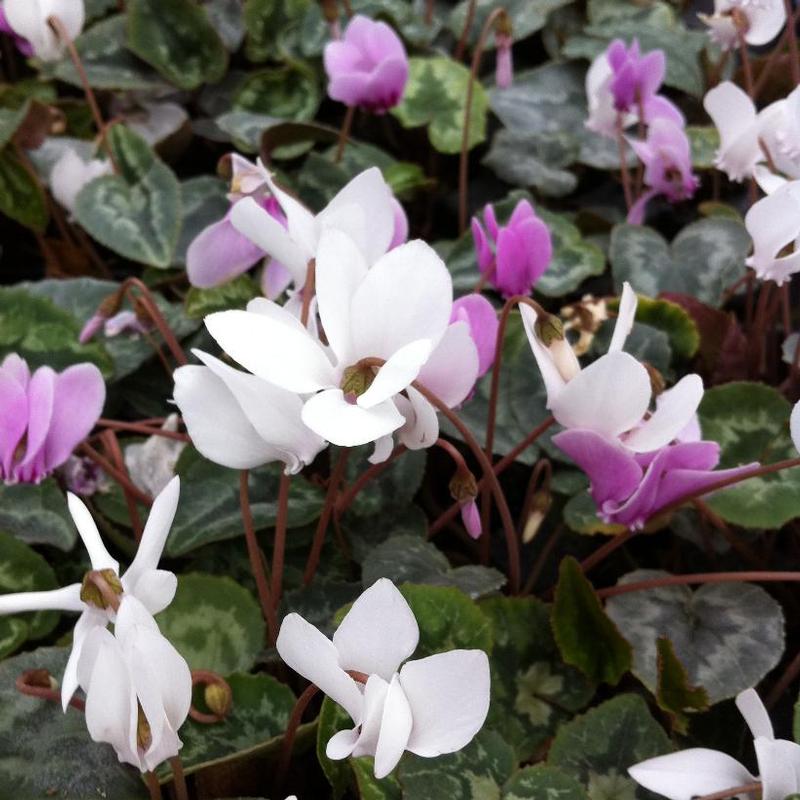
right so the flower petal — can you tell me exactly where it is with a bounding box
[416,321,480,409]
[736,688,774,740]
[608,282,637,353]
[0,582,84,615]
[400,649,490,758]
[333,578,419,681]
[358,339,433,409]
[276,612,363,722]
[756,737,800,800]
[67,492,119,572]
[374,675,413,779]
[61,607,105,710]
[396,386,439,451]
[519,304,571,408]
[0,369,28,478]
[186,215,265,288]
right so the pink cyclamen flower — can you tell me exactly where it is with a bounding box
[628,117,700,224]
[0,2,32,55]
[0,354,105,485]
[450,294,499,377]
[471,200,552,299]
[495,32,513,89]
[607,39,666,114]
[323,15,409,113]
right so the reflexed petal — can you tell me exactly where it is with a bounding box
[205,309,336,394]
[628,749,755,800]
[608,282,637,353]
[704,82,758,154]
[623,374,704,452]
[756,738,800,800]
[67,492,119,572]
[550,352,651,438]
[745,0,786,45]
[519,305,570,407]
[395,387,439,452]
[369,435,395,464]
[17,366,54,477]
[374,675,413,779]
[351,674,390,759]
[333,578,419,681]
[450,294,499,377]
[173,365,284,470]
[326,727,361,760]
[736,688,774,740]
[358,339,432,409]
[302,389,405,447]
[416,321,480,409]
[276,613,363,722]
[61,607,105,710]
[0,583,84,615]
[746,182,800,270]
[400,649,490,757]
[350,240,452,361]
[263,168,319,257]
[128,570,177,616]
[186,216,265,288]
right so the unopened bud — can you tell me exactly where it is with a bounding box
[494,32,514,90]
[80,568,123,610]
[204,682,232,718]
[341,365,375,402]
[522,490,551,543]
[137,704,152,751]
[643,362,666,396]
[26,669,59,691]
[79,289,125,343]
[449,470,478,504]
[534,314,565,347]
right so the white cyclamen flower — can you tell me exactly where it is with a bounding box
[124,413,187,496]
[699,0,785,50]
[755,85,800,191]
[0,476,181,711]
[629,688,800,799]
[173,344,327,474]
[50,148,112,215]
[230,166,397,293]
[204,229,479,461]
[745,180,800,285]
[79,594,191,772]
[277,579,491,779]
[4,0,85,61]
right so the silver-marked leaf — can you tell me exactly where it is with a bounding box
[52,16,168,91]
[698,382,800,528]
[234,64,321,122]
[204,0,246,51]
[174,175,229,265]
[548,694,673,799]
[155,672,295,780]
[74,124,181,268]
[214,110,280,154]
[606,570,785,703]
[503,765,589,800]
[0,647,148,799]
[392,57,488,154]
[0,149,48,232]
[610,220,750,307]
[127,0,228,90]
[243,0,313,62]
[156,573,265,674]
[0,480,75,550]
[687,126,721,169]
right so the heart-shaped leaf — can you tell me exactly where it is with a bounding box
[0,480,76,550]
[74,124,181,268]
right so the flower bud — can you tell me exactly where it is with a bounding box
[79,289,125,343]
[522,490,552,543]
[495,33,514,90]
[80,568,123,610]
[204,682,233,718]
[449,469,478,504]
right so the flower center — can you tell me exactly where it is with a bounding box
[340,365,375,404]
[80,568,123,610]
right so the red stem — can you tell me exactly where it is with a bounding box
[597,571,800,599]
[616,113,634,211]
[335,446,406,516]
[79,443,153,506]
[274,684,320,794]
[697,784,761,800]
[97,418,190,442]
[454,0,478,60]
[16,670,85,712]
[272,472,291,612]
[99,429,143,541]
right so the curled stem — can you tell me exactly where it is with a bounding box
[453,0,478,60]
[189,670,233,724]
[16,669,85,712]
[274,683,320,794]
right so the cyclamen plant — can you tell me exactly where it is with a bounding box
[6,0,800,799]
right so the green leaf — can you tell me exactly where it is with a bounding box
[52,16,168,91]
[0,148,48,231]
[655,636,710,733]
[215,110,281,154]
[606,569,785,704]
[156,573,266,674]
[74,124,182,268]
[480,596,595,761]
[0,287,112,377]
[548,695,673,798]
[483,129,579,197]
[243,0,313,62]
[205,0,246,51]
[175,175,230,265]
[126,0,228,90]
[563,493,627,536]
[0,480,76,550]
[234,64,321,122]
[0,619,27,660]
[0,647,148,798]
[698,382,800,528]
[0,102,32,149]
[399,730,517,798]
[0,531,60,655]
[317,697,354,798]
[23,277,199,381]
[392,57,488,154]
[155,672,295,780]
[610,220,750,307]
[166,447,325,556]
[362,535,506,599]
[185,275,261,319]
[687,125,721,169]
[502,765,589,800]
[552,557,632,686]
[352,758,402,800]
[607,294,700,360]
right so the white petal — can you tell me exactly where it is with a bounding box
[791,400,800,454]
[302,390,404,447]
[61,608,105,710]
[550,352,651,438]
[396,388,439,452]
[173,365,284,469]
[744,0,786,45]
[262,168,319,258]
[349,241,452,362]
[416,321,480,409]
[628,749,755,800]
[757,738,800,800]
[623,374,704,452]
[127,570,177,616]
[0,583,83,615]
[276,613,364,722]
[192,350,325,470]
[205,309,336,394]
[608,282,637,353]
[67,493,119,572]
[230,197,309,286]
[374,675,413,779]
[47,0,85,40]
[326,727,361,760]
[315,228,369,365]
[320,167,395,265]
[704,82,762,180]
[358,340,433,409]
[122,477,179,593]
[754,165,789,195]
[736,688,774,740]
[399,650,490,758]
[520,305,571,408]
[369,435,395,464]
[746,182,800,264]
[333,578,419,681]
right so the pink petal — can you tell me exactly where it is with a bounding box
[187,215,265,288]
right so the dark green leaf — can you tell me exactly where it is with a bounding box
[185,276,261,319]
[234,64,321,122]
[0,148,48,231]
[502,765,589,799]
[655,636,710,733]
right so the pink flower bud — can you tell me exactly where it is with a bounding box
[495,33,514,90]
[460,499,482,539]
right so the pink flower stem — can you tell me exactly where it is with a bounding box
[168,757,189,800]
[458,8,508,234]
[272,472,291,613]
[145,774,163,800]
[335,106,356,164]
[79,442,153,507]
[16,669,85,712]
[239,470,279,646]
[697,784,762,800]
[453,0,478,61]
[615,113,634,211]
